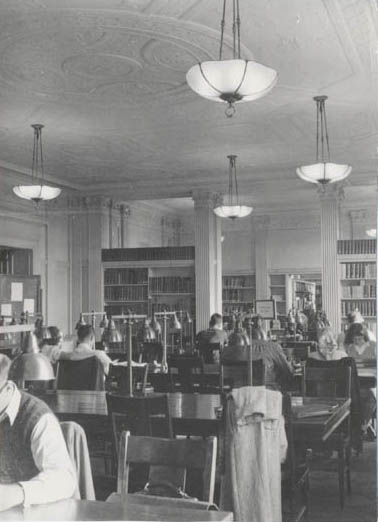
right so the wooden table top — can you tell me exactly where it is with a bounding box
[46,390,349,442]
[0,497,233,521]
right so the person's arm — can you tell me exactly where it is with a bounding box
[13,413,77,508]
[95,350,113,376]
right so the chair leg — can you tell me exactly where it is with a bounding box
[338,448,345,509]
[345,445,352,496]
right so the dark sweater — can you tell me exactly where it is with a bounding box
[0,391,52,483]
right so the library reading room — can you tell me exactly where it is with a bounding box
[0,1,376,522]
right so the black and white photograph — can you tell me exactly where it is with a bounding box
[0,1,376,521]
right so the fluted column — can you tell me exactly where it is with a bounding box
[192,190,222,332]
[253,216,270,300]
[318,184,344,333]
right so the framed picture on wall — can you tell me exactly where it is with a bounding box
[255,299,276,320]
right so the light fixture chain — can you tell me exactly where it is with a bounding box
[38,126,45,181]
[322,101,331,162]
[320,99,325,163]
[229,156,234,206]
[316,99,320,162]
[232,0,236,59]
[236,0,241,58]
[32,129,38,181]
[219,0,227,60]
[233,156,239,203]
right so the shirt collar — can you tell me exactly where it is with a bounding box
[75,343,93,353]
[0,384,21,426]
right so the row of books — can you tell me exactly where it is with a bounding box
[105,303,148,315]
[102,246,195,262]
[104,268,148,285]
[337,239,376,255]
[341,300,376,318]
[104,285,148,301]
[223,289,255,302]
[340,262,376,279]
[151,302,193,314]
[223,276,255,288]
[341,283,376,299]
[149,277,194,294]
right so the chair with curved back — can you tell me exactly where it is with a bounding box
[220,344,265,392]
[167,354,205,393]
[107,363,148,394]
[56,357,105,391]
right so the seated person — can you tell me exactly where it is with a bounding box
[196,313,228,363]
[0,354,77,511]
[62,324,113,377]
[251,314,267,340]
[40,326,63,364]
[344,323,376,361]
[309,327,348,361]
[222,338,293,391]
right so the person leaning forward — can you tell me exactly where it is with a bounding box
[0,354,77,511]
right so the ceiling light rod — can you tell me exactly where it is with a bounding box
[13,124,61,204]
[296,95,351,185]
[186,0,277,117]
[213,154,253,219]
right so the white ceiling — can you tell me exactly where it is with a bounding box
[0,0,377,213]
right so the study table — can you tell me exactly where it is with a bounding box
[0,496,233,521]
[44,390,350,442]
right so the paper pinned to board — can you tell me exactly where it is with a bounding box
[1,304,12,316]
[11,282,23,302]
[23,299,35,314]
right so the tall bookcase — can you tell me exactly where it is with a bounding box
[338,239,376,336]
[222,273,256,315]
[269,274,317,327]
[102,247,195,318]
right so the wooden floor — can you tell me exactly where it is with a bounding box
[308,441,376,522]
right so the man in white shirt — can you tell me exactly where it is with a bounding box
[0,354,77,511]
[64,324,112,376]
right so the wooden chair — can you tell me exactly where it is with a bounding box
[56,357,105,390]
[281,394,309,522]
[220,348,265,392]
[107,363,148,394]
[167,354,204,393]
[303,362,352,509]
[198,342,222,364]
[139,342,163,364]
[116,431,217,503]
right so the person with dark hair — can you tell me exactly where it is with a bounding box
[196,313,228,363]
[0,354,77,511]
[65,324,112,376]
[40,326,63,364]
[251,314,267,340]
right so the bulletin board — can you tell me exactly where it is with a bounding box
[0,274,41,322]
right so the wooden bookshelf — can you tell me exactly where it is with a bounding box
[222,274,256,315]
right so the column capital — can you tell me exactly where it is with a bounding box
[317,183,345,202]
[192,190,218,210]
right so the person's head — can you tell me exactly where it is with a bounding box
[347,309,364,325]
[77,324,95,348]
[209,313,222,329]
[252,315,263,329]
[345,322,369,346]
[45,326,63,346]
[0,354,14,414]
[317,327,338,359]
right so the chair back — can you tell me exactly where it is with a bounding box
[56,357,105,390]
[303,363,351,398]
[281,341,318,361]
[117,431,217,503]
[220,344,265,392]
[106,393,173,457]
[60,421,95,500]
[198,343,221,364]
[107,363,148,394]
[140,342,163,364]
[167,354,204,393]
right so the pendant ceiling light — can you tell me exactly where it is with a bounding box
[214,155,252,219]
[13,124,61,204]
[296,96,352,185]
[186,0,277,117]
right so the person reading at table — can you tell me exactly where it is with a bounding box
[196,313,228,363]
[309,327,348,361]
[0,354,77,511]
[63,324,113,376]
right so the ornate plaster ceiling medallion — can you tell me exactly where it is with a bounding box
[13,124,61,204]
[213,155,252,219]
[186,0,277,117]
[296,95,352,184]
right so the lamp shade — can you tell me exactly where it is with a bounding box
[9,353,55,383]
[296,163,351,184]
[213,204,253,219]
[13,185,61,202]
[102,319,122,343]
[23,332,40,354]
[186,59,277,104]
